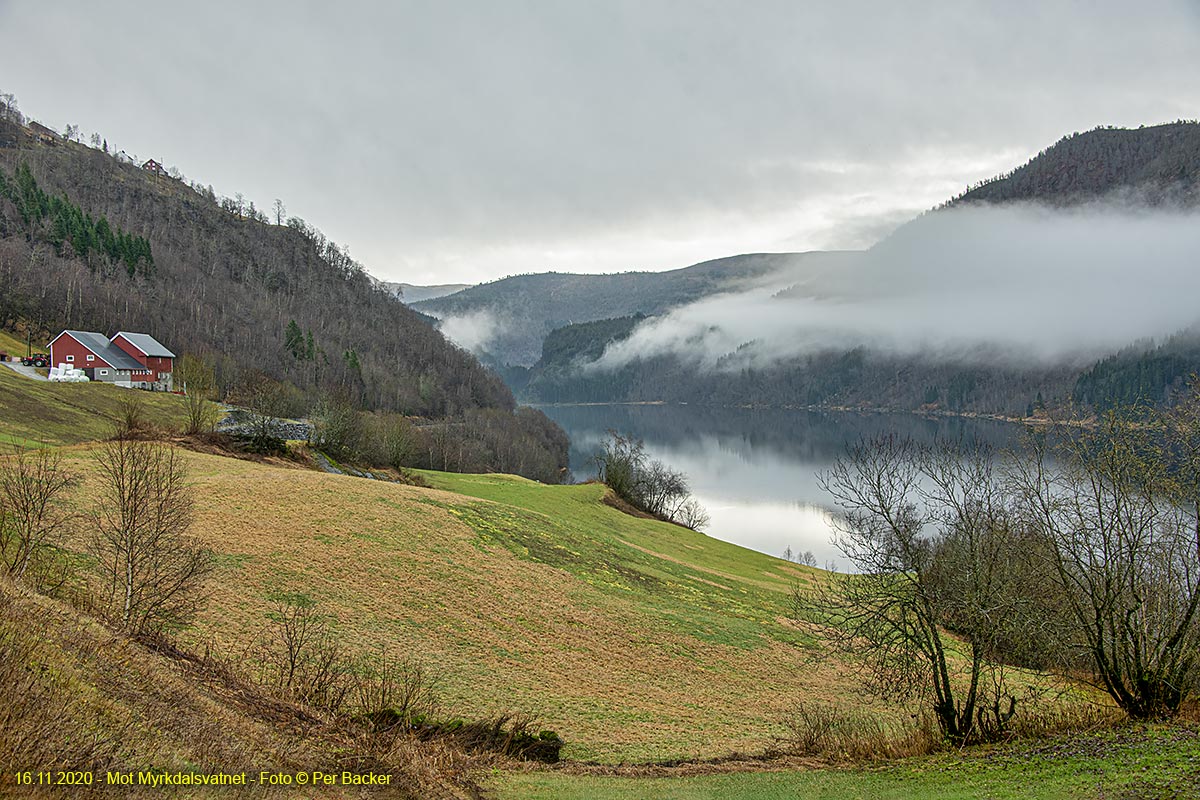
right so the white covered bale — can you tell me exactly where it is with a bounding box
[49,365,89,383]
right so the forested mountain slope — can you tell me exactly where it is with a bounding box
[950,121,1200,207]
[0,117,511,418]
[1073,328,1200,411]
[521,321,1076,416]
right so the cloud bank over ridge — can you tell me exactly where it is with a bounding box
[592,202,1200,371]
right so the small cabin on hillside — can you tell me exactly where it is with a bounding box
[47,330,174,391]
[141,159,166,176]
[27,121,58,145]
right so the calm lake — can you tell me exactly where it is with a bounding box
[537,404,1024,570]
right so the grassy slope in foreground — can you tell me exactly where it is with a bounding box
[0,573,324,791]
[494,723,1200,799]
[46,445,839,763]
[1,371,1082,763]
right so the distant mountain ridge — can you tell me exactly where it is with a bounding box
[412,252,832,366]
[373,280,473,303]
[514,122,1200,414]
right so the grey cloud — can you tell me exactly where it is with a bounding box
[2,2,1198,282]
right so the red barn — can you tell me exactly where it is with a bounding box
[47,330,174,391]
[111,332,175,390]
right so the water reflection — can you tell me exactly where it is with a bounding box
[538,404,1024,570]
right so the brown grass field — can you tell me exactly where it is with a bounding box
[36,445,1083,764]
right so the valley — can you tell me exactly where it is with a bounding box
[2,34,1199,795]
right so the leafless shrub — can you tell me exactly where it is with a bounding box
[355,651,440,731]
[256,594,353,713]
[113,392,149,439]
[176,354,220,435]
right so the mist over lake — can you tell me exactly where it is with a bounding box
[539,404,1024,569]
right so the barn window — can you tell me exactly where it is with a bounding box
[99,369,108,376]
[86,354,95,361]
[66,355,74,362]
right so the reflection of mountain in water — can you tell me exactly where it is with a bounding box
[541,404,1024,480]
[540,404,1028,567]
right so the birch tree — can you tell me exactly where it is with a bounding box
[90,440,212,634]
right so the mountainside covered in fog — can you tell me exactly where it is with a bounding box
[411,252,842,366]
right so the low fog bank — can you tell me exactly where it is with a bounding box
[593,202,1200,372]
[437,310,508,355]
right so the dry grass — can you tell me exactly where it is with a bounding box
[36,446,859,762]
[779,701,942,762]
[0,573,482,798]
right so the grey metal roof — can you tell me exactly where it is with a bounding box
[113,331,175,358]
[56,330,145,371]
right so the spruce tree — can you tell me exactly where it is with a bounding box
[284,320,304,359]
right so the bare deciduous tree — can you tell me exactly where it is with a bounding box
[803,435,1029,745]
[1013,408,1200,719]
[380,413,417,472]
[90,440,212,635]
[227,371,295,453]
[0,447,75,578]
[674,498,711,532]
[310,394,363,460]
[176,354,220,435]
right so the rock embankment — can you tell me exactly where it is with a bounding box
[215,409,313,441]
[216,409,397,483]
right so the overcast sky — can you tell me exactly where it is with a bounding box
[2,1,1198,285]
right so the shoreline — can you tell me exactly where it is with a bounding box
[526,399,1076,428]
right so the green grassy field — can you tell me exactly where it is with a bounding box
[161,458,838,762]
[493,723,1199,799]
